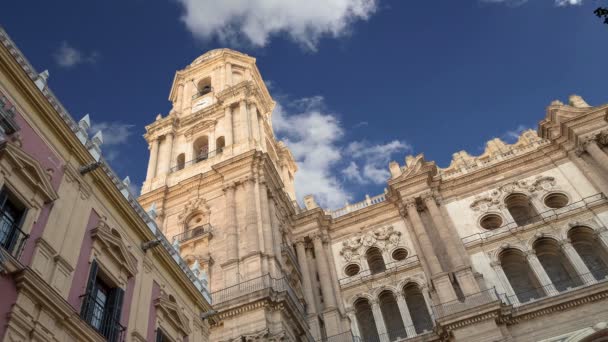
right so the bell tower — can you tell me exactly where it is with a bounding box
[138,50,309,341]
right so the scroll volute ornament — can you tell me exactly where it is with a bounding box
[178,197,210,229]
[340,226,401,262]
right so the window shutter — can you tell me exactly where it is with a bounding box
[105,287,124,342]
[80,259,99,322]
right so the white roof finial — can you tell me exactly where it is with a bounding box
[34,70,49,91]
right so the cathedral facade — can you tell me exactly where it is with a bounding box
[138,48,608,342]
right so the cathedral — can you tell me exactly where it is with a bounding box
[1,24,608,342]
[137,48,608,342]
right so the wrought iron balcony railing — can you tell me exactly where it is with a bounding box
[504,267,608,307]
[173,224,213,244]
[79,292,125,342]
[170,147,225,173]
[211,274,304,314]
[0,211,28,260]
[192,86,213,100]
[338,256,420,287]
[281,243,302,276]
[432,287,504,319]
[461,193,607,246]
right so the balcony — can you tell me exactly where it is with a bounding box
[191,86,213,100]
[211,274,304,314]
[339,256,420,288]
[79,291,125,342]
[170,147,224,173]
[281,243,302,277]
[461,193,607,247]
[173,224,213,244]
[0,210,28,260]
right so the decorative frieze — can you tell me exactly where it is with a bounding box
[339,226,401,262]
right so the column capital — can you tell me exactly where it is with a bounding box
[421,192,437,203]
[490,260,502,268]
[222,182,237,193]
[525,249,537,258]
[404,198,418,209]
[310,231,325,243]
[294,237,307,247]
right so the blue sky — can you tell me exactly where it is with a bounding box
[1,0,606,209]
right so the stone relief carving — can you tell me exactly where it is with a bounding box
[340,226,401,262]
[471,176,557,212]
[178,196,211,228]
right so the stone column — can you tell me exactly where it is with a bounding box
[371,301,390,342]
[208,129,216,155]
[146,138,160,180]
[324,240,346,314]
[311,232,337,309]
[258,111,266,151]
[259,179,274,259]
[346,311,361,339]
[244,177,259,255]
[396,296,417,337]
[176,83,184,113]
[249,102,261,144]
[423,193,479,296]
[225,63,232,87]
[224,106,233,146]
[491,261,519,306]
[239,100,250,143]
[560,240,597,286]
[421,287,436,323]
[584,138,608,174]
[268,195,283,272]
[223,183,238,262]
[404,199,443,276]
[526,251,559,296]
[597,229,608,250]
[404,199,458,303]
[296,239,317,315]
[163,133,174,174]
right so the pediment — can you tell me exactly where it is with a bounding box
[395,154,437,181]
[155,293,191,335]
[184,120,216,139]
[0,141,58,203]
[91,221,138,277]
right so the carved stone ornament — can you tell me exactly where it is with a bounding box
[177,196,210,227]
[471,175,557,212]
[340,226,401,262]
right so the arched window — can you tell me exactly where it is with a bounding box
[378,290,407,340]
[216,136,225,154]
[176,153,185,171]
[534,238,582,291]
[193,136,209,162]
[569,227,608,281]
[196,77,212,98]
[354,298,379,342]
[366,247,386,275]
[402,283,433,334]
[505,194,539,226]
[500,248,544,303]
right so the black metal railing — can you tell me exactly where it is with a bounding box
[211,274,304,314]
[173,224,213,243]
[505,267,608,307]
[170,147,225,173]
[281,243,302,275]
[192,86,213,100]
[432,287,504,319]
[339,256,420,287]
[0,211,28,259]
[79,292,125,342]
[462,193,607,246]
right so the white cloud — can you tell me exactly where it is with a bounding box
[273,95,410,209]
[89,121,135,162]
[53,41,99,68]
[502,124,530,143]
[343,140,411,184]
[273,96,351,208]
[481,0,582,6]
[175,0,378,50]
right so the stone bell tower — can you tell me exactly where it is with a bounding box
[138,50,308,341]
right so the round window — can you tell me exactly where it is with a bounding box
[480,214,503,230]
[344,264,360,277]
[392,248,408,261]
[544,193,569,209]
